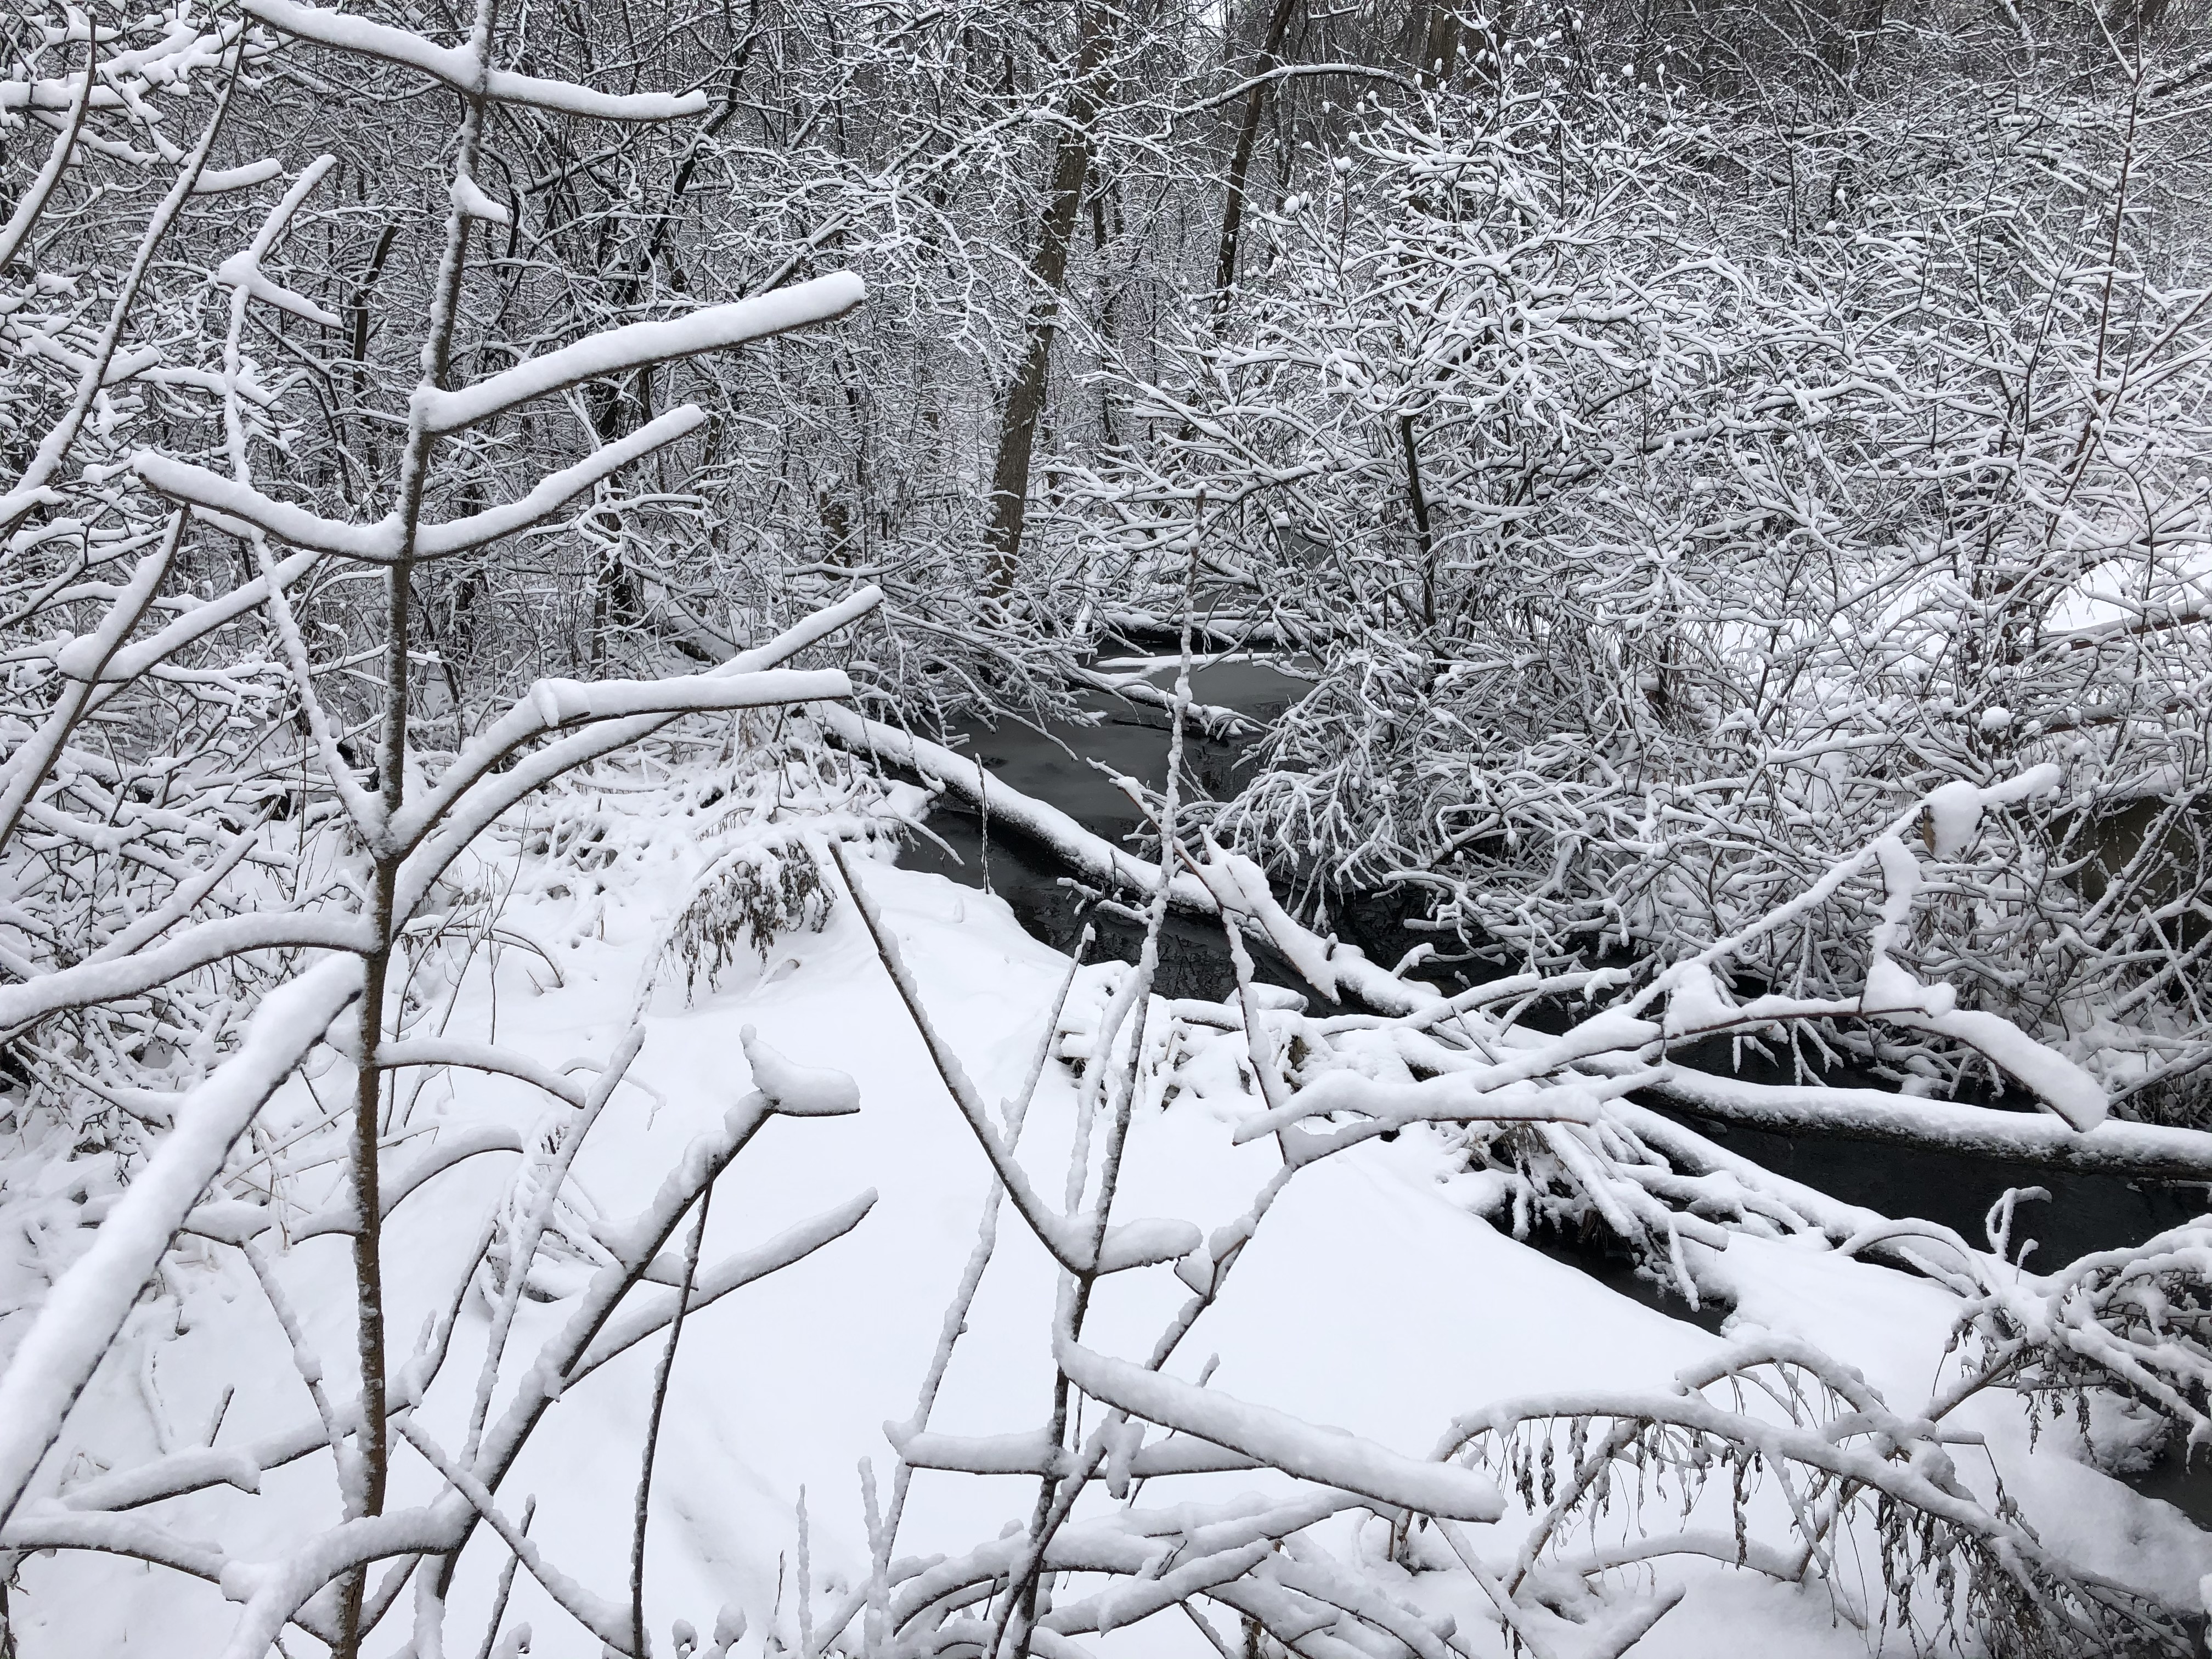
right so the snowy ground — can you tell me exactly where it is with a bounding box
[11,842,2210,1657]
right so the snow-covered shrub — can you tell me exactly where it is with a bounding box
[1442,1342,2183,1659]
[0,4,884,1653]
[662,838,837,994]
[474,713,920,996]
[1060,50,2212,1111]
[1944,1217,2212,1449]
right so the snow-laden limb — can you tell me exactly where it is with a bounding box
[393,1417,631,1649]
[387,674,861,921]
[887,1425,1072,1477]
[0,911,372,1034]
[1655,973,2115,1137]
[1872,833,2103,1130]
[1229,1058,1610,1145]
[131,452,400,557]
[1627,1057,2212,1177]
[819,706,1435,1014]
[96,544,326,682]
[1942,1220,2212,1442]
[570,1190,878,1381]
[1096,1216,1205,1271]
[521,666,849,730]
[411,278,865,433]
[887,1424,1265,1479]
[1870,1002,2105,1131]
[830,840,1199,1277]
[0,956,362,1527]
[1188,840,1341,996]
[405,406,707,556]
[0,1510,250,1606]
[948,748,2118,1158]
[448,171,510,224]
[287,1124,525,1242]
[1606,1103,1983,1273]
[394,586,881,862]
[192,157,288,194]
[0,520,178,849]
[0,29,96,271]
[739,1025,860,1115]
[469,1081,868,1491]
[239,0,710,120]
[0,32,242,536]
[213,250,340,328]
[1438,1361,2190,1656]
[134,405,708,563]
[215,1507,459,1659]
[1053,1334,1505,1522]
[59,1442,276,1511]
[370,1036,591,1109]
[820,703,1208,904]
[831,1493,1413,1659]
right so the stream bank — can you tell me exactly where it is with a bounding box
[882,663,2212,1522]
[887,663,2208,1251]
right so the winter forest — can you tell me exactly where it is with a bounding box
[7,0,2212,1654]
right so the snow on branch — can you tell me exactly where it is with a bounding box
[517,667,850,731]
[888,1422,1271,1480]
[285,1124,525,1242]
[818,707,1437,1018]
[1229,1067,1609,1148]
[133,405,709,562]
[739,1025,860,1116]
[192,157,289,195]
[239,0,711,120]
[571,1190,879,1383]
[1053,1335,1504,1522]
[1626,1058,2212,1178]
[831,842,1201,1277]
[0,912,372,1034]
[411,277,864,433]
[0,956,362,1527]
[392,586,882,866]
[0,1512,249,1611]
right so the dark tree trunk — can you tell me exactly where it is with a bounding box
[985,1,1110,588]
[1213,0,1303,314]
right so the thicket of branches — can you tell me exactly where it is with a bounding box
[6,0,2212,1655]
[12,0,2207,1096]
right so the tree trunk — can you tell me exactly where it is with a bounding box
[1212,0,1303,314]
[984,1,1110,589]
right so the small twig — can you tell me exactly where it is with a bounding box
[632,1182,714,1658]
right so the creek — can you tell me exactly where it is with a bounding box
[887,654,2212,1521]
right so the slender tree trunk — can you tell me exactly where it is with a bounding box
[1400,414,1437,630]
[1417,0,1462,85]
[1212,0,1302,314]
[984,0,1109,589]
[1821,0,1882,75]
[335,13,497,1651]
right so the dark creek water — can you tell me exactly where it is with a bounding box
[888,657,2212,1519]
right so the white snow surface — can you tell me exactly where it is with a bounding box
[10,851,2209,1655]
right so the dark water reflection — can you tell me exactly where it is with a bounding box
[893,658,1367,1006]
